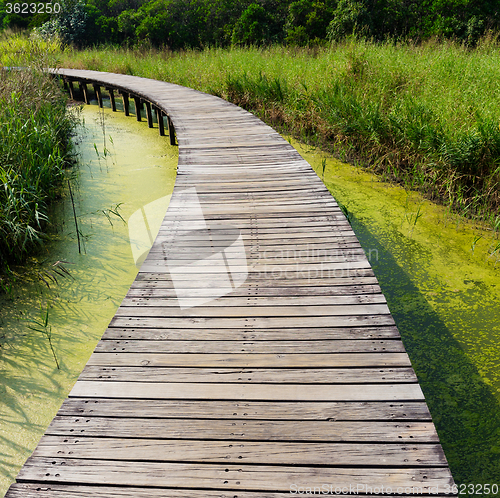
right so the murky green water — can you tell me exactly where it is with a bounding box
[292,139,500,487]
[0,104,177,495]
[1,99,499,493]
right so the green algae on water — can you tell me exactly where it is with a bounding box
[290,138,500,488]
[0,104,177,496]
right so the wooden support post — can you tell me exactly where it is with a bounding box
[154,107,165,136]
[67,80,75,100]
[121,92,130,116]
[167,115,176,146]
[79,82,90,104]
[62,77,68,91]
[145,101,153,128]
[107,88,117,112]
[133,97,142,121]
[93,84,103,108]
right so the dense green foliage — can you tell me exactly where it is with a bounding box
[58,40,500,228]
[0,41,77,268]
[1,0,500,47]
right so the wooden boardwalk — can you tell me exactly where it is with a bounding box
[6,70,455,497]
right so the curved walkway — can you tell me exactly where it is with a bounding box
[6,70,454,497]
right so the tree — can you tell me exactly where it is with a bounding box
[285,0,336,45]
[34,0,88,46]
[327,0,372,41]
[231,3,275,45]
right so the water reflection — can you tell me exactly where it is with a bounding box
[0,104,177,495]
[292,138,500,486]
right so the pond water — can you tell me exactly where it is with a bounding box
[1,97,499,494]
[0,103,177,495]
[291,139,500,487]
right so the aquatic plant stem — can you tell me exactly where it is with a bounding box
[67,179,81,254]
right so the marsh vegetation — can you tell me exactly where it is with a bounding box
[55,38,500,235]
[0,36,77,279]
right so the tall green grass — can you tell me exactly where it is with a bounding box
[0,34,77,270]
[57,37,500,227]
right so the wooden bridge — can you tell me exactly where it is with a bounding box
[5,70,455,497]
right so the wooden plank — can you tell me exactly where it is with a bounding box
[16,458,453,492]
[6,483,456,498]
[102,325,400,340]
[109,315,396,329]
[5,483,294,498]
[57,398,432,420]
[79,366,418,383]
[113,305,391,318]
[32,436,446,466]
[87,352,411,367]
[94,339,404,353]
[124,284,383,298]
[47,417,434,441]
[132,274,378,286]
[68,381,424,401]
[120,294,388,306]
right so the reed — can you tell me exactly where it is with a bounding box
[55,38,500,226]
[26,301,60,369]
[0,34,77,273]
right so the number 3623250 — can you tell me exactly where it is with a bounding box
[5,3,61,14]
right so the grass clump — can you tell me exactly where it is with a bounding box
[57,39,500,228]
[0,34,77,271]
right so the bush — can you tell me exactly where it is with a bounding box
[34,0,88,46]
[0,44,77,266]
[231,3,275,45]
[327,0,372,41]
[285,0,335,46]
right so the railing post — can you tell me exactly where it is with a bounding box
[93,84,103,108]
[107,87,117,111]
[133,96,142,121]
[66,79,75,100]
[154,106,165,136]
[145,101,153,128]
[167,115,176,146]
[79,82,90,104]
[121,92,130,116]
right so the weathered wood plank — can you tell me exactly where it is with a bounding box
[120,294,387,306]
[79,365,417,383]
[109,315,396,329]
[6,483,456,498]
[113,304,391,318]
[32,436,446,466]
[16,458,453,492]
[69,381,424,401]
[5,483,294,498]
[94,339,404,353]
[124,285,383,298]
[57,399,432,420]
[87,352,411,367]
[102,325,400,340]
[47,417,434,441]
[131,275,378,286]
